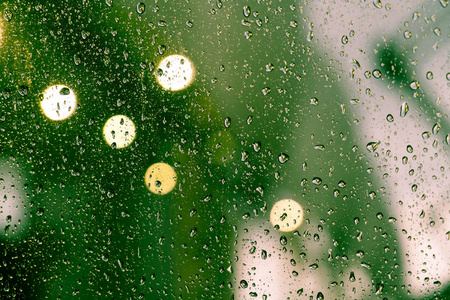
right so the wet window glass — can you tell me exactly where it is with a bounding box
[0,0,449,299]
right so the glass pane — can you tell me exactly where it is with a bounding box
[0,0,448,299]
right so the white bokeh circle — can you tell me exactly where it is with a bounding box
[155,54,194,91]
[103,115,136,149]
[270,199,304,232]
[144,163,177,195]
[40,85,77,120]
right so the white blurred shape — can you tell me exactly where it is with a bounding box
[40,85,77,120]
[103,115,136,149]
[155,54,194,91]
[0,158,29,239]
[270,199,304,232]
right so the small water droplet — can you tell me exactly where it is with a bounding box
[310,97,319,105]
[278,153,289,164]
[366,141,380,152]
[312,177,322,185]
[262,87,271,95]
[400,102,409,117]
[349,271,356,282]
[240,279,248,288]
[373,69,382,79]
[252,141,261,152]
[404,30,412,39]
[136,3,146,14]
[410,80,419,90]
[432,123,440,134]
[3,9,13,22]
[341,35,349,44]
[224,117,231,128]
[386,114,394,122]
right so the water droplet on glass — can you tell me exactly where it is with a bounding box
[252,141,261,152]
[372,69,382,79]
[386,114,394,122]
[432,123,440,134]
[312,177,322,185]
[310,97,319,105]
[262,87,271,95]
[309,263,318,270]
[400,102,409,117]
[240,279,248,288]
[405,146,413,154]
[433,27,441,36]
[3,9,13,22]
[366,141,380,152]
[404,30,412,39]
[224,117,231,128]
[422,131,431,140]
[426,71,434,80]
[136,3,145,14]
[341,35,349,44]
[278,153,289,164]
[410,80,419,90]
[243,6,251,17]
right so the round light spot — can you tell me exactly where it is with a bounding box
[155,54,194,91]
[40,85,77,120]
[270,199,304,232]
[145,163,177,195]
[103,115,136,149]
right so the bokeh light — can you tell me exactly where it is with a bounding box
[40,85,77,120]
[155,54,194,91]
[270,199,304,232]
[103,115,136,149]
[144,163,177,195]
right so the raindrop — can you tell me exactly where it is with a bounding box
[243,6,251,17]
[262,87,271,95]
[341,35,349,44]
[3,9,13,22]
[309,263,318,270]
[252,141,261,152]
[224,117,231,128]
[400,102,409,117]
[422,131,431,140]
[407,145,413,153]
[240,280,248,288]
[310,97,319,105]
[278,153,289,164]
[426,71,434,80]
[386,114,394,122]
[312,177,322,185]
[404,30,412,39]
[372,69,382,78]
[409,81,419,90]
[366,141,380,152]
[432,123,440,134]
[280,235,287,245]
[136,3,146,14]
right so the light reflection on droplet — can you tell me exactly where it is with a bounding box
[40,85,77,120]
[145,163,177,195]
[155,54,194,91]
[270,199,304,232]
[103,115,136,149]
